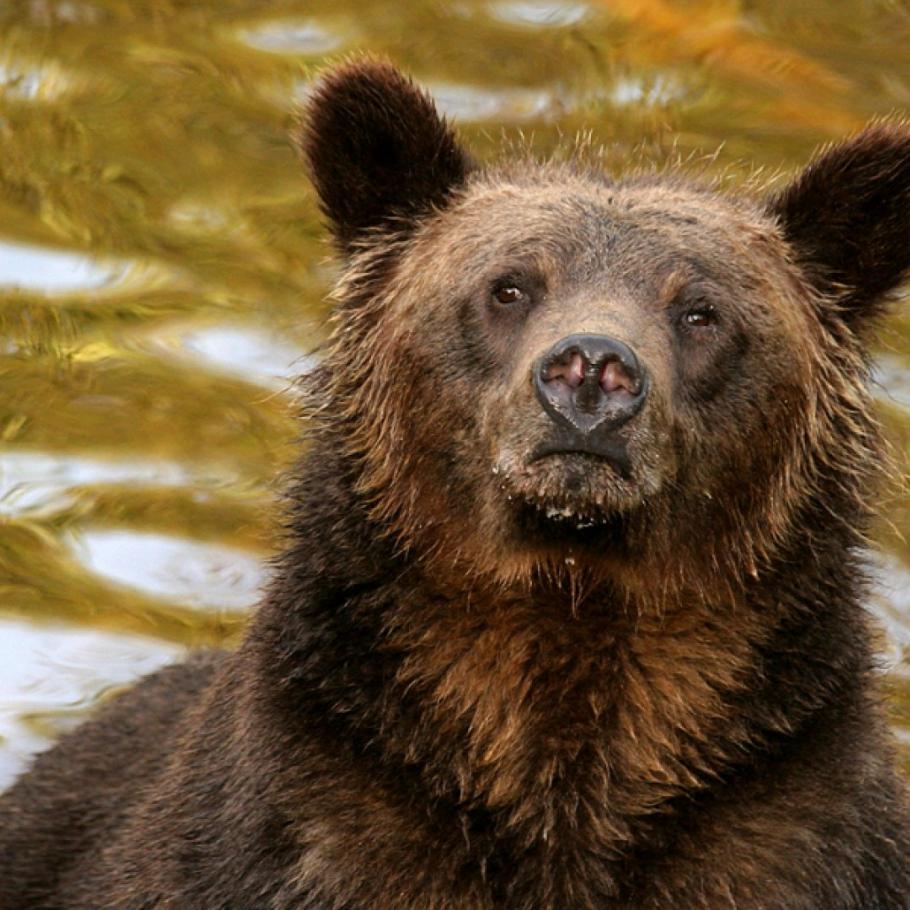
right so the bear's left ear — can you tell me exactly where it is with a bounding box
[769,122,910,331]
[299,59,472,253]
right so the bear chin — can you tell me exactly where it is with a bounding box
[496,446,655,524]
[497,453,642,553]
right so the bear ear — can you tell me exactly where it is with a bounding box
[298,59,472,253]
[769,123,910,331]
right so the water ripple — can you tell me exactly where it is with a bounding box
[71,530,268,612]
[237,18,344,55]
[429,82,554,123]
[0,240,123,292]
[489,1,589,28]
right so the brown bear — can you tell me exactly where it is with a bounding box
[2,58,910,910]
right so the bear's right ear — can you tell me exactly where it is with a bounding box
[299,59,472,253]
[769,123,910,333]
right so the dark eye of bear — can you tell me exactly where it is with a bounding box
[683,306,716,330]
[493,284,525,306]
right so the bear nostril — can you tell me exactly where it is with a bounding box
[544,352,586,389]
[600,360,638,396]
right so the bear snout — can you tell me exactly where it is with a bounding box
[533,333,649,439]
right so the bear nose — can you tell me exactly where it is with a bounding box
[534,333,649,436]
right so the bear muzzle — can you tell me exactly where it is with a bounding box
[533,333,649,465]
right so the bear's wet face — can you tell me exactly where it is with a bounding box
[444,184,812,554]
[300,60,910,595]
[322,178,818,586]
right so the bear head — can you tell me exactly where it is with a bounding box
[299,60,910,604]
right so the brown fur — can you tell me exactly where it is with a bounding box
[1,59,910,909]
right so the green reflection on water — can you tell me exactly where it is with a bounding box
[2,0,910,776]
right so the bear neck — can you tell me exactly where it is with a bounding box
[251,438,873,889]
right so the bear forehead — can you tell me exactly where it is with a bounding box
[410,171,787,291]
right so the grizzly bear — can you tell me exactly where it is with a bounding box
[2,58,910,910]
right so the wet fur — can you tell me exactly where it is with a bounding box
[2,60,910,909]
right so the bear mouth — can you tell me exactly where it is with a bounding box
[510,497,632,550]
[529,436,632,478]
[493,428,649,554]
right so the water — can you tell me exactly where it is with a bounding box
[1,0,910,788]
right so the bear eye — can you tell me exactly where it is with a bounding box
[493,284,525,306]
[683,306,716,329]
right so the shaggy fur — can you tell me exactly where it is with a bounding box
[2,59,910,909]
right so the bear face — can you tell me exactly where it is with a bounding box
[301,60,909,604]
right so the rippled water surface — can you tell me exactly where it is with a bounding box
[2,0,910,786]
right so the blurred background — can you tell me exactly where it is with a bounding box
[2,0,910,789]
